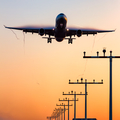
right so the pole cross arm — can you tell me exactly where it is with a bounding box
[56,104,72,106]
[59,98,79,101]
[63,92,85,96]
[83,50,120,59]
[83,56,120,58]
[63,93,86,95]
[57,108,68,112]
[69,79,103,84]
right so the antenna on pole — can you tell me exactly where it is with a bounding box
[69,78,103,120]
[63,91,85,120]
[83,49,120,120]
[59,97,75,120]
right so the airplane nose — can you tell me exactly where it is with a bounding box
[60,23,63,28]
[56,38,64,42]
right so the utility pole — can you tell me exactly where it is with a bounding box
[63,91,85,120]
[57,107,63,120]
[59,97,73,120]
[47,117,51,120]
[47,108,62,120]
[51,113,56,120]
[69,78,103,120]
[54,107,62,120]
[83,49,120,120]
[47,113,57,120]
[47,116,55,120]
[52,109,60,120]
[56,103,71,120]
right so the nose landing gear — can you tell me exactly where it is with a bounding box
[65,36,76,44]
[47,38,52,43]
[42,35,55,43]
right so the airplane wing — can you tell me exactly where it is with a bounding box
[66,27,115,37]
[4,25,55,36]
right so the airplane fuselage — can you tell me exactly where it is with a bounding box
[55,13,67,42]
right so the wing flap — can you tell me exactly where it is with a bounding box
[4,25,55,36]
[66,27,115,36]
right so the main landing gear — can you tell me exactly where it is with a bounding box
[42,35,55,43]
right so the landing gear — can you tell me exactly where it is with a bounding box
[47,38,52,43]
[68,38,73,44]
[42,35,55,43]
[68,36,76,44]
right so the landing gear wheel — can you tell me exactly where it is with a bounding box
[47,38,52,43]
[68,39,72,44]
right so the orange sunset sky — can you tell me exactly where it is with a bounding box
[0,0,120,120]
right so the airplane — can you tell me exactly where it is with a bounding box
[4,13,115,44]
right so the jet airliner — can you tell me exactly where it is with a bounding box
[5,13,115,44]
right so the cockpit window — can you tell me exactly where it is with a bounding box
[56,13,67,21]
[59,13,64,16]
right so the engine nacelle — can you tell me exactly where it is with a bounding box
[39,28,45,36]
[77,30,82,37]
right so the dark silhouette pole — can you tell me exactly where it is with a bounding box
[69,78,103,120]
[56,103,71,120]
[83,49,120,120]
[53,108,62,120]
[63,91,85,120]
[59,98,73,120]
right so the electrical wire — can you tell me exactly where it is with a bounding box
[10,29,19,40]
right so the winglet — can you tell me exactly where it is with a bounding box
[111,29,116,32]
[4,25,7,28]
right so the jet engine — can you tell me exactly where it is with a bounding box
[39,28,45,36]
[77,30,82,37]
